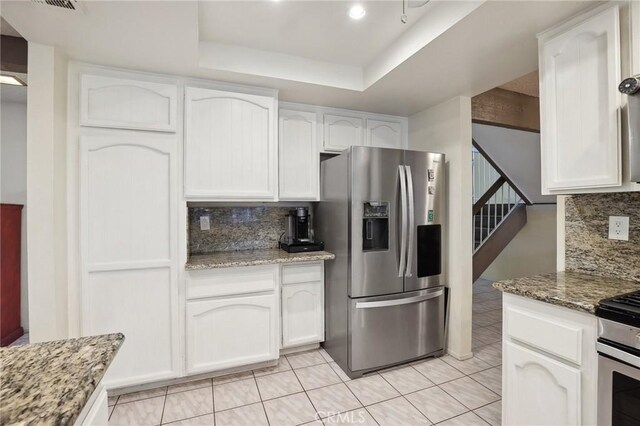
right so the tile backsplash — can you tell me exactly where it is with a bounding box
[188,206,293,254]
[565,192,640,282]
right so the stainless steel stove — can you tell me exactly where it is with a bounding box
[596,291,640,426]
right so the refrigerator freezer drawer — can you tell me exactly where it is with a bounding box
[349,287,445,372]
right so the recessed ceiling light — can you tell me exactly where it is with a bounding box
[348,5,366,20]
[0,75,26,86]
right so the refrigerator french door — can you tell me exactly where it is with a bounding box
[318,146,445,378]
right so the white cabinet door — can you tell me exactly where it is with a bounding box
[80,74,178,132]
[366,119,403,149]
[539,5,621,193]
[186,294,278,374]
[184,87,277,200]
[504,341,581,425]
[279,109,318,200]
[80,134,179,388]
[281,281,324,348]
[323,114,363,152]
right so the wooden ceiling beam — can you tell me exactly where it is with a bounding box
[472,87,540,133]
[1,35,28,74]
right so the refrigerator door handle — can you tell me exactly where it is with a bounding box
[355,290,444,309]
[405,165,415,277]
[398,165,408,277]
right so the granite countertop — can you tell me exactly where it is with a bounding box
[0,333,124,425]
[493,271,640,314]
[186,249,336,270]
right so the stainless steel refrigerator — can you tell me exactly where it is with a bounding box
[316,146,445,379]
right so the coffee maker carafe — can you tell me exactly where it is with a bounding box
[294,207,311,242]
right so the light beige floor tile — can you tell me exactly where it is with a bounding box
[163,413,215,425]
[471,366,502,396]
[307,383,362,418]
[255,370,303,400]
[319,348,334,362]
[439,377,500,410]
[108,395,119,407]
[437,411,490,426]
[380,366,435,395]
[168,379,212,395]
[405,386,468,424]
[346,374,400,406]
[253,357,292,377]
[118,387,167,404]
[473,343,502,367]
[323,408,378,425]
[215,402,268,426]
[214,378,261,412]
[162,387,214,424]
[366,397,431,425]
[212,370,254,385]
[474,401,502,426]
[411,358,464,385]
[109,396,165,426]
[441,355,491,375]
[329,362,352,382]
[286,350,326,369]
[263,392,318,425]
[473,328,502,345]
[295,363,341,390]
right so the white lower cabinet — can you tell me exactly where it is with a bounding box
[502,293,597,426]
[281,281,324,348]
[186,293,278,374]
[505,341,581,425]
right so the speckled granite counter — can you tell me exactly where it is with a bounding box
[0,333,124,425]
[186,249,336,270]
[493,271,640,314]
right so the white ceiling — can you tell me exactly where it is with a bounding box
[0,0,598,116]
[199,1,433,67]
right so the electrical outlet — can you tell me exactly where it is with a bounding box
[200,216,210,231]
[608,216,629,241]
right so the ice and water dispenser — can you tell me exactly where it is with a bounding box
[362,202,389,251]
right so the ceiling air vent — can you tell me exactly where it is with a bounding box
[31,0,77,11]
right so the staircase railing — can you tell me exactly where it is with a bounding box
[472,139,531,253]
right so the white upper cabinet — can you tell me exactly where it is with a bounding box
[538,5,621,193]
[184,87,277,200]
[323,113,364,152]
[279,109,318,200]
[80,74,178,132]
[366,119,403,149]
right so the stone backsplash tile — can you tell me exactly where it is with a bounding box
[565,192,640,282]
[188,206,292,254]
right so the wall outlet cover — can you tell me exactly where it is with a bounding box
[608,216,629,241]
[200,216,210,231]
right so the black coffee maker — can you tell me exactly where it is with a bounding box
[279,207,324,253]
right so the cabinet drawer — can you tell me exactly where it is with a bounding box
[186,265,277,300]
[281,263,323,284]
[506,307,582,365]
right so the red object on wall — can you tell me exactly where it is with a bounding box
[1,204,24,346]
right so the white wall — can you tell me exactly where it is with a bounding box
[26,43,68,342]
[1,87,29,331]
[409,96,473,360]
[482,204,557,280]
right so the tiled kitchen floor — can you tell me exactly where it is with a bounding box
[108,282,502,426]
